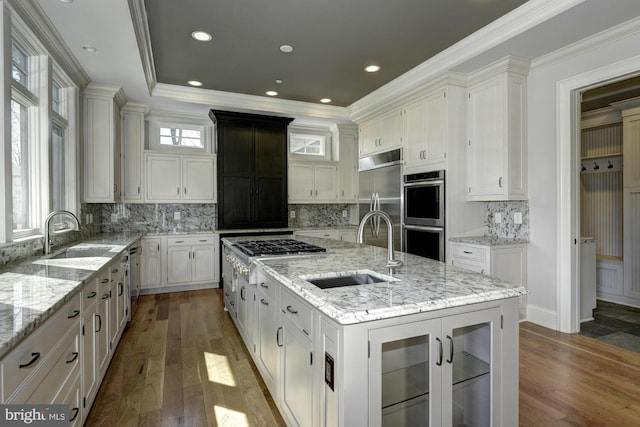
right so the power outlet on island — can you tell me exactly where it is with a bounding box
[174,211,181,220]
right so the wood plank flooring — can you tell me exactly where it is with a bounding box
[86,290,640,427]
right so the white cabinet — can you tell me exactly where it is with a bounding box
[96,269,111,377]
[368,308,501,427]
[256,273,281,399]
[288,162,339,203]
[337,124,359,202]
[145,154,216,202]
[121,103,147,202]
[81,279,99,413]
[294,229,340,240]
[167,235,218,285]
[359,110,405,156]
[466,57,528,201]
[83,83,125,202]
[236,274,256,352]
[141,236,163,290]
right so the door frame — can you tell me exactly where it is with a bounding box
[556,55,640,333]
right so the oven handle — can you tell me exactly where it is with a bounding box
[403,224,444,232]
[403,180,444,187]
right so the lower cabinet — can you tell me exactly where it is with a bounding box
[141,236,162,290]
[255,274,280,399]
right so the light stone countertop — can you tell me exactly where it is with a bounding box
[449,235,530,246]
[253,236,528,325]
[0,232,143,359]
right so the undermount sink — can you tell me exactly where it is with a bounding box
[48,248,112,259]
[302,270,395,289]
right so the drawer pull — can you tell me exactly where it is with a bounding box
[463,250,473,254]
[303,329,309,336]
[96,314,102,332]
[111,268,119,273]
[102,293,110,300]
[67,309,80,319]
[276,327,283,347]
[446,335,454,364]
[260,298,269,306]
[19,352,41,369]
[66,352,79,364]
[260,282,269,289]
[175,240,185,243]
[101,278,109,284]
[199,239,208,242]
[69,408,79,422]
[286,305,298,315]
[118,282,124,296]
[87,291,97,299]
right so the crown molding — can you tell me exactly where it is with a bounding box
[121,102,149,114]
[84,82,127,108]
[467,56,531,85]
[348,0,584,122]
[127,0,156,96]
[7,0,89,89]
[580,107,621,129]
[152,83,351,121]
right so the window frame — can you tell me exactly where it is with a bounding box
[288,125,333,162]
[147,112,213,154]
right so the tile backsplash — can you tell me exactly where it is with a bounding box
[484,200,529,240]
[288,204,356,228]
[100,203,216,233]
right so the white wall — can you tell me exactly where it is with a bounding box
[526,24,640,329]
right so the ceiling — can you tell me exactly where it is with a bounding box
[33,0,640,115]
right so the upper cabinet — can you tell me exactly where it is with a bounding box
[466,57,529,201]
[145,154,216,203]
[121,103,147,203]
[337,124,359,202]
[359,110,404,156]
[288,162,339,203]
[83,84,126,203]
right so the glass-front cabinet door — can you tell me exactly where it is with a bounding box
[369,307,501,427]
[369,320,443,427]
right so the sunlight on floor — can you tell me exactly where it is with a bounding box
[214,405,250,426]
[204,352,237,387]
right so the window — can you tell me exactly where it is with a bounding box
[11,43,29,89]
[290,133,326,156]
[159,126,203,148]
[52,81,62,115]
[51,125,66,211]
[11,99,31,233]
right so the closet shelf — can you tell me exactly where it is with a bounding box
[581,153,622,161]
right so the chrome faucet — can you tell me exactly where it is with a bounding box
[357,210,403,268]
[43,210,81,255]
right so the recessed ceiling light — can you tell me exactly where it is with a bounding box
[320,98,332,104]
[188,80,203,87]
[275,79,283,84]
[82,45,97,52]
[191,31,212,42]
[279,45,294,53]
[266,91,278,96]
[365,65,380,73]
[58,0,74,3]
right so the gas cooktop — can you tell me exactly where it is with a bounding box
[233,239,326,257]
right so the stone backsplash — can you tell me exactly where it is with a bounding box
[100,203,216,233]
[288,204,356,228]
[484,200,529,240]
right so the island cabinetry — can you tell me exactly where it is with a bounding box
[280,287,315,427]
[255,272,281,399]
[221,245,238,320]
[167,235,218,285]
[145,154,216,202]
[288,162,339,203]
[1,293,81,404]
[236,273,255,351]
[466,57,529,201]
[368,308,500,427]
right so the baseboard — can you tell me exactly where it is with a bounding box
[525,304,558,330]
[140,282,220,295]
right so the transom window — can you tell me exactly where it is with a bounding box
[290,133,326,156]
[159,126,203,148]
[11,43,29,89]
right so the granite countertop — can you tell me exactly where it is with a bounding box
[0,232,143,359]
[449,235,530,246]
[254,236,528,325]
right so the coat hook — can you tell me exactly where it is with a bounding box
[593,161,599,171]
[581,163,586,172]
[608,160,613,169]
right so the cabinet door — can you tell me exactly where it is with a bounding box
[236,274,250,346]
[84,95,116,202]
[441,308,501,427]
[404,101,428,169]
[425,91,447,164]
[183,156,216,201]
[381,110,405,150]
[314,164,339,201]
[255,126,288,228]
[81,287,98,407]
[108,274,119,352]
[369,320,443,427]
[167,244,192,284]
[467,78,505,199]
[339,131,358,201]
[146,155,181,201]
[281,316,314,427]
[257,292,280,398]
[451,257,488,275]
[360,121,381,156]
[121,108,145,202]
[96,274,110,376]
[192,243,216,282]
[288,163,314,202]
[141,238,162,289]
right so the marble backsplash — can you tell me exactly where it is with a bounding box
[288,204,356,228]
[100,203,216,233]
[484,200,529,240]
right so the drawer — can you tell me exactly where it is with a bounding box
[167,235,215,246]
[281,287,313,339]
[82,279,99,312]
[256,275,278,302]
[450,243,488,262]
[451,257,488,275]
[9,328,80,404]
[1,293,80,401]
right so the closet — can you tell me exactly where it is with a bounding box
[580,97,640,311]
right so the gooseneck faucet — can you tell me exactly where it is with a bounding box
[357,210,403,268]
[43,210,81,255]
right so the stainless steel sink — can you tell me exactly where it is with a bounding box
[306,273,387,289]
[49,248,112,259]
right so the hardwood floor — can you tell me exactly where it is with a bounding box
[86,290,640,427]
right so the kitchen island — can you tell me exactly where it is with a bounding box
[222,235,527,427]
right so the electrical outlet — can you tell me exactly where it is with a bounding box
[85,214,91,224]
[110,213,118,223]
[514,212,523,224]
[494,212,502,224]
[342,210,348,218]
[290,210,296,218]
[89,214,93,224]
[174,211,181,220]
